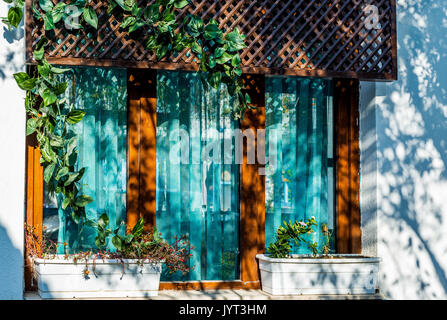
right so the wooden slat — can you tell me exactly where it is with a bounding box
[127,69,157,231]
[240,74,265,287]
[24,130,43,292]
[160,281,260,290]
[334,78,361,254]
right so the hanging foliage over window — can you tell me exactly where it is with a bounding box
[1,0,251,252]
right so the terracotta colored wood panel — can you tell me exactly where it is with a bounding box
[159,281,260,291]
[240,74,265,288]
[127,69,157,231]
[334,79,361,254]
[24,132,43,291]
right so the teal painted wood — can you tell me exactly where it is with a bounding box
[265,76,334,255]
[54,66,128,253]
[156,70,240,281]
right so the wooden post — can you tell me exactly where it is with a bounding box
[240,74,265,288]
[334,78,362,254]
[127,69,157,231]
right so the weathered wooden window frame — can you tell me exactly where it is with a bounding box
[25,70,360,290]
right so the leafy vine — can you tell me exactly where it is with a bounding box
[2,0,251,251]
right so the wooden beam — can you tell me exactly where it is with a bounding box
[39,57,396,81]
[240,74,265,287]
[24,131,43,291]
[334,78,361,254]
[127,69,157,231]
[160,280,260,291]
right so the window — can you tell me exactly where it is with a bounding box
[42,66,128,253]
[29,71,359,289]
[264,76,335,253]
[156,70,240,280]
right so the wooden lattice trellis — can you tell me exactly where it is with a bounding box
[25,0,397,80]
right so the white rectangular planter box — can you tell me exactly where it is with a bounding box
[34,258,162,299]
[256,254,380,295]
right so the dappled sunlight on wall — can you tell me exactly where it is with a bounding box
[376,0,447,299]
[0,2,25,299]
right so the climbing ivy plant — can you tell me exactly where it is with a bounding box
[2,0,251,249]
[15,37,94,225]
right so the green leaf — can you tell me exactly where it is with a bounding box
[26,118,38,135]
[107,0,118,14]
[215,52,232,65]
[245,93,252,104]
[97,213,109,229]
[51,2,66,23]
[231,53,241,67]
[65,136,77,159]
[83,7,98,29]
[62,197,71,210]
[185,15,203,37]
[112,235,123,251]
[174,0,189,9]
[37,63,51,80]
[8,6,23,28]
[204,22,222,41]
[50,66,71,74]
[132,218,144,237]
[85,219,97,228]
[72,210,81,224]
[145,34,157,50]
[214,47,225,58]
[114,0,132,11]
[63,172,80,186]
[66,110,86,124]
[53,82,68,95]
[40,140,57,163]
[233,67,242,77]
[42,14,55,30]
[75,195,94,207]
[191,41,202,54]
[207,71,222,89]
[131,3,141,17]
[33,46,45,61]
[124,234,134,244]
[156,44,169,60]
[120,16,136,29]
[13,73,37,91]
[38,0,54,12]
[128,19,145,33]
[55,167,69,180]
[225,28,246,52]
[43,162,56,183]
[49,134,64,147]
[95,237,105,248]
[143,4,160,22]
[42,89,57,106]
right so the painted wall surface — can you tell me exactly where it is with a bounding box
[0,3,25,300]
[360,1,447,299]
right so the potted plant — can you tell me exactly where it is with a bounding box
[256,217,380,295]
[26,215,192,299]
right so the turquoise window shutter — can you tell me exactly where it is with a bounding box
[265,76,334,254]
[51,66,128,253]
[156,70,240,281]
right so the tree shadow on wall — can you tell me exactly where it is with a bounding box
[375,0,447,299]
[0,4,24,81]
[0,224,23,299]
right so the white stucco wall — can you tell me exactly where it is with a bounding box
[360,0,447,299]
[0,3,25,300]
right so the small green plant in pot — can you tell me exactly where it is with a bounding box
[266,216,334,258]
